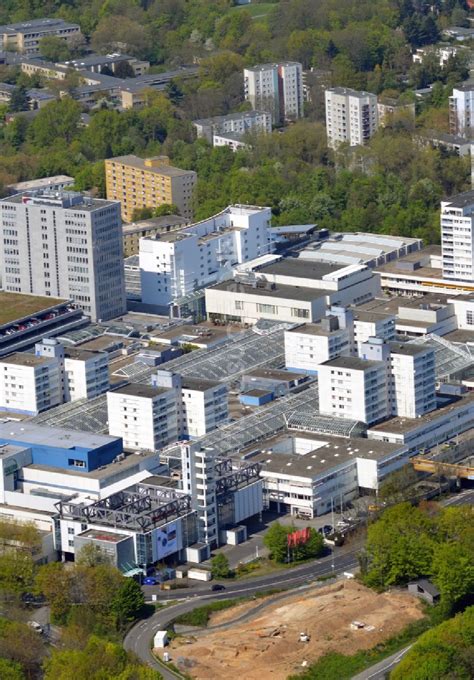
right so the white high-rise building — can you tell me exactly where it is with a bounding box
[63,350,109,402]
[449,84,474,137]
[441,191,474,282]
[284,317,351,374]
[389,343,436,418]
[181,442,218,546]
[318,356,389,425]
[179,378,228,438]
[0,353,63,416]
[139,205,272,311]
[325,87,378,149]
[244,62,304,125]
[107,383,179,451]
[0,190,126,321]
[353,311,396,355]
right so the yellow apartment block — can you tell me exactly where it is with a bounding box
[105,155,197,223]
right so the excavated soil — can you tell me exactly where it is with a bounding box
[157,580,424,680]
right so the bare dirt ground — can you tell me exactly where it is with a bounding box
[160,580,424,680]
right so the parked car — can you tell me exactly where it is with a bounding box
[318,525,333,536]
[210,584,226,592]
[143,577,158,586]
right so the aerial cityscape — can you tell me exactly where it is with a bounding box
[0,2,473,679]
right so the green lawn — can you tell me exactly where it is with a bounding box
[0,292,64,325]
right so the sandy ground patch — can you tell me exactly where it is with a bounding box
[158,580,424,680]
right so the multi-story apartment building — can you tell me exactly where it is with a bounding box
[0,190,126,322]
[284,317,352,374]
[34,337,109,403]
[107,373,229,450]
[353,310,396,354]
[193,111,272,143]
[107,383,179,451]
[449,84,474,137]
[318,356,390,425]
[105,155,197,223]
[63,349,109,402]
[179,378,229,438]
[139,205,272,311]
[389,343,436,419]
[325,87,378,148]
[0,18,82,55]
[244,62,304,125]
[441,190,474,282]
[0,353,63,416]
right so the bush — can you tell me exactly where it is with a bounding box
[173,598,244,627]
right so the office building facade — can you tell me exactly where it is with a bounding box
[0,191,126,322]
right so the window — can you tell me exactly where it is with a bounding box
[291,308,309,319]
[467,310,474,325]
[235,300,244,310]
[256,303,277,314]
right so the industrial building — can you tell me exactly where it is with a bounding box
[205,259,380,325]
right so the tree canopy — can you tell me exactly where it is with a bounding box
[391,606,474,680]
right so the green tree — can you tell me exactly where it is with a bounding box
[8,86,29,113]
[39,35,71,62]
[431,542,474,610]
[263,522,289,563]
[0,658,24,680]
[76,543,112,568]
[153,203,180,217]
[391,606,474,680]
[35,561,72,623]
[211,553,231,579]
[43,635,162,680]
[111,578,145,626]
[114,61,135,79]
[0,552,34,599]
[0,619,45,677]
[362,503,437,589]
[292,527,324,561]
[28,97,81,148]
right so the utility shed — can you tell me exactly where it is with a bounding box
[153,630,168,648]
[408,579,440,605]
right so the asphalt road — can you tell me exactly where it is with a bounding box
[351,645,413,680]
[124,548,359,679]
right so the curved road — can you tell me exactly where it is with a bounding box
[124,548,359,679]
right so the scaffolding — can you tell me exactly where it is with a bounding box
[55,487,192,532]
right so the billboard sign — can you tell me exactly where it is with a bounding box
[152,521,181,561]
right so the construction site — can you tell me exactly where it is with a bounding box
[160,580,424,680]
